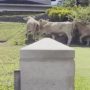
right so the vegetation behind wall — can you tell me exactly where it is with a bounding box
[47,6,90,22]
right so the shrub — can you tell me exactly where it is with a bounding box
[71,6,90,22]
[47,6,90,22]
[47,7,73,21]
[63,0,75,7]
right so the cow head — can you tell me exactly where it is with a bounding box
[23,16,35,21]
[39,19,49,28]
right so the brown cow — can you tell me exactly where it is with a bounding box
[75,21,90,45]
[25,16,40,41]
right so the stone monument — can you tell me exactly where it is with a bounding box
[20,38,75,90]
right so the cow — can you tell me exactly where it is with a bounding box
[86,37,90,46]
[24,16,40,41]
[38,19,75,45]
[84,36,90,46]
[75,21,90,45]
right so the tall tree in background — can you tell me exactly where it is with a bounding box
[75,0,79,6]
[64,0,89,6]
[63,0,75,6]
[75,0,89,6]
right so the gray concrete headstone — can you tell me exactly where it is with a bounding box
[20,38,75,90]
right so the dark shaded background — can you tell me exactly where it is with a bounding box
[0,0,43,4]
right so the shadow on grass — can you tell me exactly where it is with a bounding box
[70,44,90,48]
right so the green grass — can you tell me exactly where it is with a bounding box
[0,45,22,90]
[75,47,90,90]
[0,22,26,45]
[0,45,90,90]
[0,22,90,90]
[0,22,26,89]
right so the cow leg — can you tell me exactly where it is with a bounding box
[32,31,37,41]
[86,38,90,46]
[26,31,31,39]
[25,30,29,38]
[79,34,87,44]
[52,34,55,40]
[67,35,72,45]
[33,33,37,41]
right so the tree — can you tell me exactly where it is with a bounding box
[75,0,89,6]
[64,0,89,7]
[63,0,75,7]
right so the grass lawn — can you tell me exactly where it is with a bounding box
[0,45,22,90]
[0,22,26,45]
[0,22,90,90]
[75,47,90,90]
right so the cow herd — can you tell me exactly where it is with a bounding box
[25,16,90,46]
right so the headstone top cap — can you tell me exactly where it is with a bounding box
[21,38,74,50]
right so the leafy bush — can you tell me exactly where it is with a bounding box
[47,7,73,21]
[71,6,90,22]
[63,0,89,7]
[63,0,75,7]
[47,6,90,22]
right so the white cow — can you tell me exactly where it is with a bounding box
[25,16,40,40]
[39,19,75,45]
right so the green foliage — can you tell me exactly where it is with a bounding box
[63,0,89,7]
[47,6,90,22]
[47,7,73,21]
[71,6,90,22]
[63,0,75,7]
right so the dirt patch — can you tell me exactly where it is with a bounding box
[0,41,6,45]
